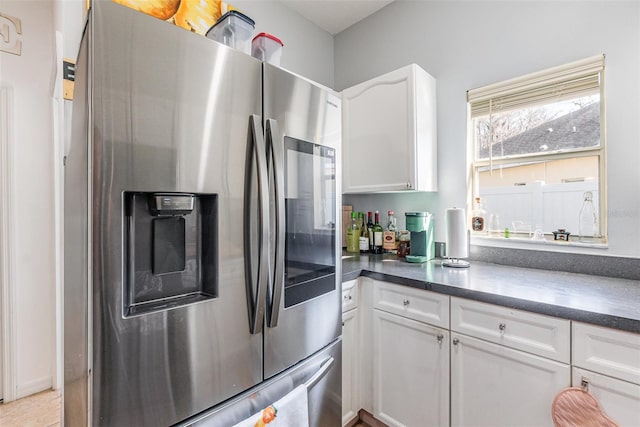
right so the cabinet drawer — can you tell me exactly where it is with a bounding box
[342,280,358,312]
[573,322,640,385]
[451,297,570,363]
[373,281,449,328]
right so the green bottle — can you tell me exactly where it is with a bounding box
[359,212,369,254]
[367,211,375,252]
[372,211,384,254]
[346,212,360,253]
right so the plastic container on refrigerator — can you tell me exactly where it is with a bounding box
[251,32,284,65]
[206,10,255,54]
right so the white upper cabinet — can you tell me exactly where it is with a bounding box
[342,64,437,193]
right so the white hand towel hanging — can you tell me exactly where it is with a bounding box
[232,384,309,427]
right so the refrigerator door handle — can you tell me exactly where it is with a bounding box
[266,118,285,328]
[304,356,335,390]
[246,114,270,334]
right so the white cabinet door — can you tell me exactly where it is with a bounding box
[572,367,640,426]
[342,64,437,193]
[451,333,570,427]
[342,308,359,426]
[373,309,449,427]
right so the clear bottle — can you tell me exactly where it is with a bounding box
[578,191,598,241]
[383,210,397,253]
[358,212,369,254]
[471,197,487,232]
[346,212,360,253]
[372,211,384,254]
[488,213,501,237]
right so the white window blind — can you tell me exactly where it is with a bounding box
[468,54,605,118]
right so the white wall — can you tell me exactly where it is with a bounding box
[1,1,56,398]
[335,1,640,258]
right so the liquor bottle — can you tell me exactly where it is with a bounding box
[578,191,598,242]
[372,211,384,254]
[398,230,410,257]
[367,211,375,252]
[471,197,487,232]
[383,210,397,253]
[346,212,360,253]
[358,212,369,254]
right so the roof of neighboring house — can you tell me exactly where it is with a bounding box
[479,102,600,158]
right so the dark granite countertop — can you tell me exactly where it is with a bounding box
[342,254,640,334]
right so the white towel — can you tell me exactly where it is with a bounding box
[232,384,309,427]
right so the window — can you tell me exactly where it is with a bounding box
[468,55,606,244]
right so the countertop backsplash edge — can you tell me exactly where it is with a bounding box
[469,244,640,281]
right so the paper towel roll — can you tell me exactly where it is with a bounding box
[445,207,469,259]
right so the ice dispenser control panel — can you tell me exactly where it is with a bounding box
[149,193,195,216]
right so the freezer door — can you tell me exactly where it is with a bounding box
[66,2,264,425]
[180,338,342,427]
[262,64,342,378]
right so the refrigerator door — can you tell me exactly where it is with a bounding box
[262,64,342,378]
[65,2,263,425]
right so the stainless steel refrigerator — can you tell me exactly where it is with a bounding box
[64,1,342,425]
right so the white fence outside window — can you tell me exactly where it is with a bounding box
[480,180,599,237]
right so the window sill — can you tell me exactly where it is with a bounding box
[470,234,608,250]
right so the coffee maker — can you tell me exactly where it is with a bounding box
[405,212,435,263]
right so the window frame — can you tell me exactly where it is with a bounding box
[467,55,607,245]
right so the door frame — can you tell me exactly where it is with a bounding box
[0,85,17,403]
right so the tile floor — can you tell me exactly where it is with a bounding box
[0,390,61,427]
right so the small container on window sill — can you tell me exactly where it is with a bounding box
[552,229,571,241]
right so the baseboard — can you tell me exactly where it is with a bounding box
[344,414,360,427]
[358,409,389,427]
[16,376,52,400]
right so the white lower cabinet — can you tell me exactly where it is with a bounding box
[450,333,570,426]
[572,367,640,426]
[572,322,640,426]
[357,280,638,427]
[342,280,360,426]
[373,309,449,427]
[342,307,359,426]
[450,297,571,426]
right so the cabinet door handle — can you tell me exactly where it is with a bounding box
[403,299,410,307]
[581,377,590,392]
[452,338,459,346]
[437,333,444,346]
[498,323,506,332]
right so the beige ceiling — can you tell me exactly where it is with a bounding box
[280,0,395,35]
